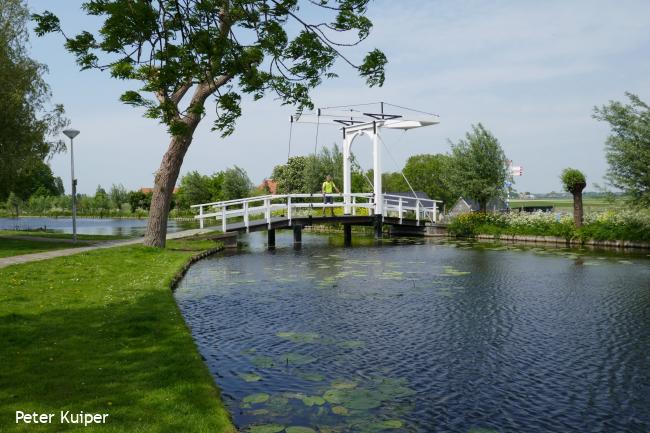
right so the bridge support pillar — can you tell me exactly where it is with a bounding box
[343,224,352,246]
[267,229,276,250]
[293,225,302,249]
[374,215,383,239]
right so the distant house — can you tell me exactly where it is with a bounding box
[139,187,179,194]
[447,196,508,217]
[385,191,436,209]
[259,179,278,194]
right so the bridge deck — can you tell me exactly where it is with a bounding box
[220,215,427,234]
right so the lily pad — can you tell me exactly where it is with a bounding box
[331,406,349,416]
[331,379,357,389]
[281,352,317,365]
[323,388,382,410]
[276,331,321,343]
[300,395,326,407]
[252,356,275,368]
[248,424,285,433]
[337,340,365,349]
[286,427,317,433]
[239,373,263,382]
[243,393,270,404]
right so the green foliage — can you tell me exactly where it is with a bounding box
[0,0,67,201]
[593,92,650,206]
[272,156,310,194]
[127,190,152,212]
[222,166,253,200]
[33,0,386,137]
[0,241,235,432]
[177,166,252,208]
[402,154,456,204]
[448,209,650,243]
[448,124,508,210]
[560,168,586,194]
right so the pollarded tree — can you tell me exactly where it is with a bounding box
[560,168,586,227]
[593,93,650,207]
[448,124,508,211]
[34,1,387,247]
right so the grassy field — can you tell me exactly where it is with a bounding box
[509,197,620,212]
[0,230,129,241]
[0,238,235,432]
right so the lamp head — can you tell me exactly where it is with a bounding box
[63,129,80,139]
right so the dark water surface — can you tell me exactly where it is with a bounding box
[0,217,200,236]
[175,232,650,433]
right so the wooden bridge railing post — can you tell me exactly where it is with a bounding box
[287,196,292,226]
[264,198,271,229]
[398,197,403,224]
[199,205,204,229]
[352,196,356,216]
[243,201,249,232]
[221,205,227,232]
[416,201,420,224]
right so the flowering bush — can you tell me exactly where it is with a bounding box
[447,208,650,242]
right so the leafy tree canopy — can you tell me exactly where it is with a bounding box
[0,0,67,201]
[402,154,456,205]
[34,0,386,137]
[448,123,508,211]
[560,168,586,194]
[593,92,650,206]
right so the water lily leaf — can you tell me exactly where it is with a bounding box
[300,395,326,407]
[324,388,382,410]
[248,424,285,433]
[331,405,349,416]
[280,352,317,365]
[337,340,365,349]
[331,379,358,389]
[276,331,321,343]
[286,427,317,433]
[239,373,263,382]
[243,393,270,404]
[264,396,290,414]
[247,409,270,416]
[252,356,275,368]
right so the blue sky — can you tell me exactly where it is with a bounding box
[27,0,650,195]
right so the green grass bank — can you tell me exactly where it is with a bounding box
[0,238,235,432]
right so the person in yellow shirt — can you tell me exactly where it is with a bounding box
[321,175,340,216]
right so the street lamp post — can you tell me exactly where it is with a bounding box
[63,129,80,242]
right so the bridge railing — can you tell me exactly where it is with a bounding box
[191,192,441,231]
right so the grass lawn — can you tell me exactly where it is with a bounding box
[0,238,89,258]
[0,238,235,432]
[509,197,620,212]
[0,230,129,241]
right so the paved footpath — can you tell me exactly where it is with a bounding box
[0,228,215,269]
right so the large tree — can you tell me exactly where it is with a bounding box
[0,0,66,201]
[34,1,387,247]
[448,123,508,211]
[593,93,650,207]
[402,153,455,205]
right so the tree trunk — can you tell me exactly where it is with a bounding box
[143,133,194,247]
[573,191,583,228]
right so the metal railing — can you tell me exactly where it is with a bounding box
[191,193,441,232]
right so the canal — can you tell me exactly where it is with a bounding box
[175,231,650,433]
